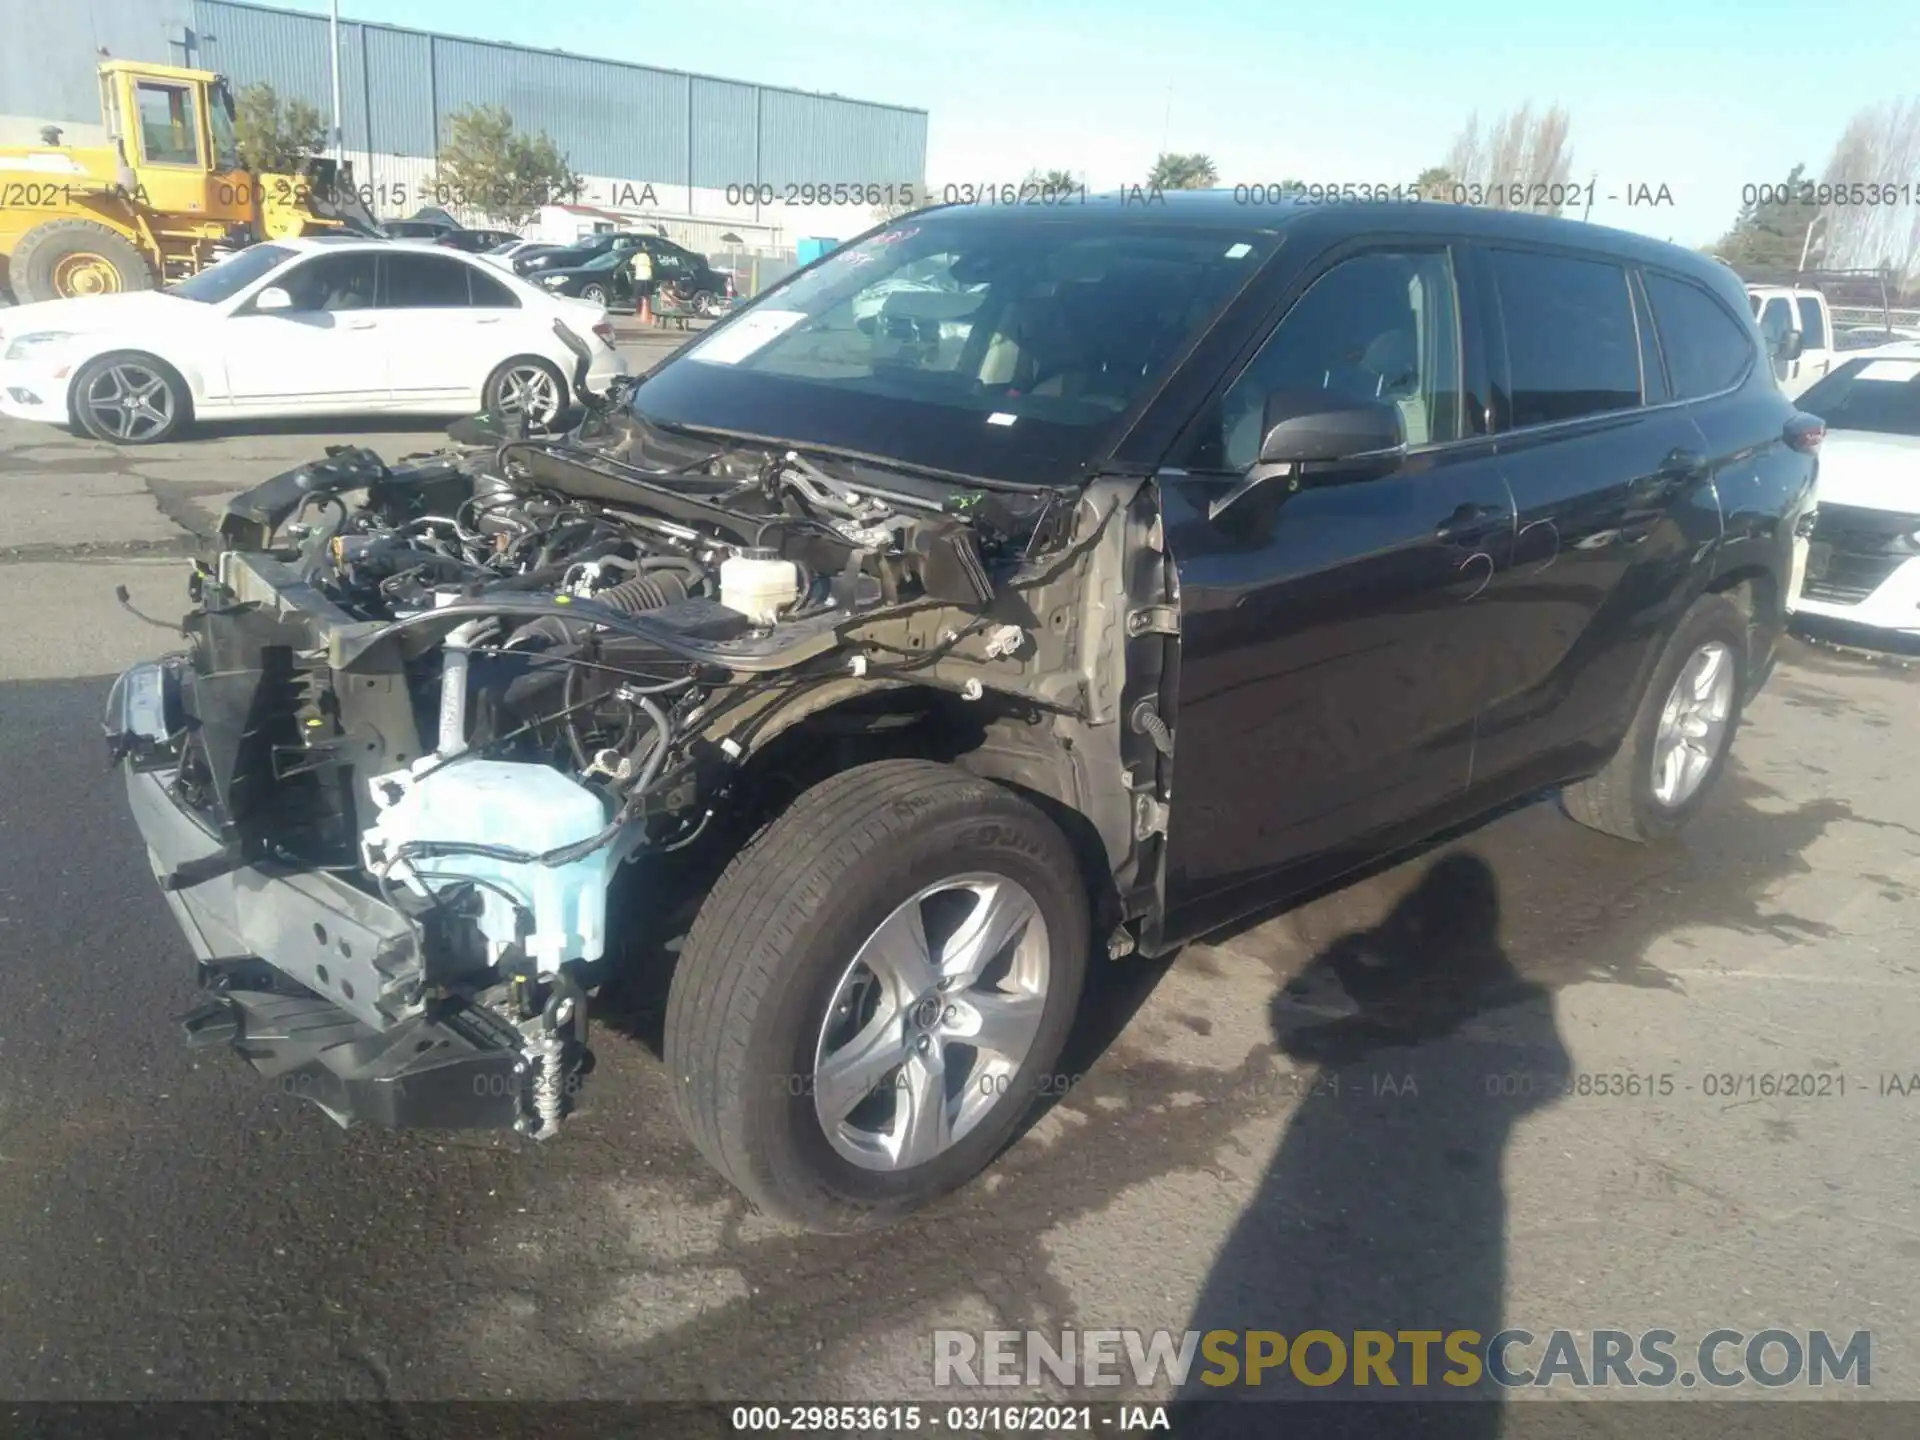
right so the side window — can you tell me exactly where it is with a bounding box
[272,253,378,312]
[135,82,200,166]
[1758,298,1793,350]
[1795,295,1827,349]
[1644,272,1754,398]
[467,265,520,309]
[381,253,475,308]
[1488,248,1641,427]
[1189,249,1464,471]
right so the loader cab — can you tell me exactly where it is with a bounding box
[98,61,251,223]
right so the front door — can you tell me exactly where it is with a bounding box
[221,251,389,406]
[1159,245,1516,933]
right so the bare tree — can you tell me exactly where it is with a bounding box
[1441,103,1575,212]
[1815,97,1920,284]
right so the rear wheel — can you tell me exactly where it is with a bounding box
[1562,592,1749,842]
[580,283,609,305]
[69,352,189,445]
[10,219,153,303]
[691,289,718,316]
[482,356,567,432]
[666,760,1090,1232]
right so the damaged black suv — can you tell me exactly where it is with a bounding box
[109,195,1816,1231]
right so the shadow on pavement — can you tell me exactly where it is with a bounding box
[1172,851,1570,1438]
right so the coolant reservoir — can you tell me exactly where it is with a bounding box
[720,548,800,625]
[360,759,617,974]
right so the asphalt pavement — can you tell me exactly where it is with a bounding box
[1,359,1917,1420]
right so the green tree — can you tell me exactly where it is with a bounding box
[1710,162,1821,271]
[232,83,327,172]
[1021,167,1079,193]
[1415,165,1454,201]
[433,105,580,227]
[1147,152,1218,190]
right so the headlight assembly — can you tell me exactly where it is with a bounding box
[4,331,73,361]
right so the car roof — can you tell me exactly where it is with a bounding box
[914,190,1734,288]
[1845,340,1920,360]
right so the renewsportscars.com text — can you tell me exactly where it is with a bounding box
[933,1328,1871,1391]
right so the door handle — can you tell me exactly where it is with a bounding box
[1434,502,1505,543]
[475,316,502,324]
[341,316,377,330]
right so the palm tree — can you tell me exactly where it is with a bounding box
[1147,152,1219,190]
[1041,168,1078,192]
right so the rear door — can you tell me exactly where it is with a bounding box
[1466,245,1715,789]
[1158,242,1518,931]
[220,251,389,407]
[378,251,506,406]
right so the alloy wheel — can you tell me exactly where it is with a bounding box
[494,365,561,428]
[813,872,1051,1171]
[81,362,174,441]
[1651,640,1734,808]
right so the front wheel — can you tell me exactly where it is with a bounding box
[1562,592,1749,842]
[666,760,1090,1232]
[580,283,608,305]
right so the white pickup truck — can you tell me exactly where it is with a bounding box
[1747,284,1836,398]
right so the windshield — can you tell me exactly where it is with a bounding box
[1797,356,1920,437]
[208,80,242,172]
[485,241,519,255]
[629,213,1274,486]
[581,250,625,272]
[166,243,294,303]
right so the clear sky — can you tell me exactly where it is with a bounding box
[277,0,1920,247]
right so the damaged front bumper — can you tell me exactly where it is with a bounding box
[114,664,557,1133]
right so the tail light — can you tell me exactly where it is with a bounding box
[1785,413,1825,453]
[591,320,615,347]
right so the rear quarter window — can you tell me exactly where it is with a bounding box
[1644,272,1754,399]
[1487,248,1642,427]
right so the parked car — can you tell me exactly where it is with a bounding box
[0,236,625,440]
[380,218,456,240]
[1787,343,1920,641]
[1747,284,1836,397]
[482,239,563,271]
[514,231,651,274]
[527,247,644,307]
[102,196,1812,1231]
[520,232,734,314]
[432,228,523,254]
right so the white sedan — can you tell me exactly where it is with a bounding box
[0,237,625,444]
[1791,342,1920,642]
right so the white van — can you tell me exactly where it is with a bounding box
[1747,284,1835,398]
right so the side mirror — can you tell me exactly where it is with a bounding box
[253,286,293,312]
[1775,329,1805,362]
[1209,394,1405,523]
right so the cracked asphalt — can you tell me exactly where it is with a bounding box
[1,361,1917,1423]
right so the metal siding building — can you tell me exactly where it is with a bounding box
[2,0,926,244]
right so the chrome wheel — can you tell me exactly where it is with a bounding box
[80,361,174,441]
[1651,639,1734,808]
[813,872,1050,1172]
[493,364,562,428]
[581,284,607,304]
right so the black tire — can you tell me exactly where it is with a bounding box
[690,289,717,316]
[68,351,190,445]
[580,283,608,305]
[1561,592,1749,842]
[11,219,154,303]
[666,759,1091,1232]
[481,355,568,433]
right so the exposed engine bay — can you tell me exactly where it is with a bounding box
[109,350,1165,1141]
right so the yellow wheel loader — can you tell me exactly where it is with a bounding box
[0,59,379,303]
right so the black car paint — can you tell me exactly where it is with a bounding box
[519,233,729,300]
[1043,196,1814,949]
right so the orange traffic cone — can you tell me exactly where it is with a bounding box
[638,291,653,326]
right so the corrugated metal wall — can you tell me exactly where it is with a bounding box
[0,0,195,141]
[168,0,923,189]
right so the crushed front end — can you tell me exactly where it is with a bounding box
[108,411,1134,1139]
